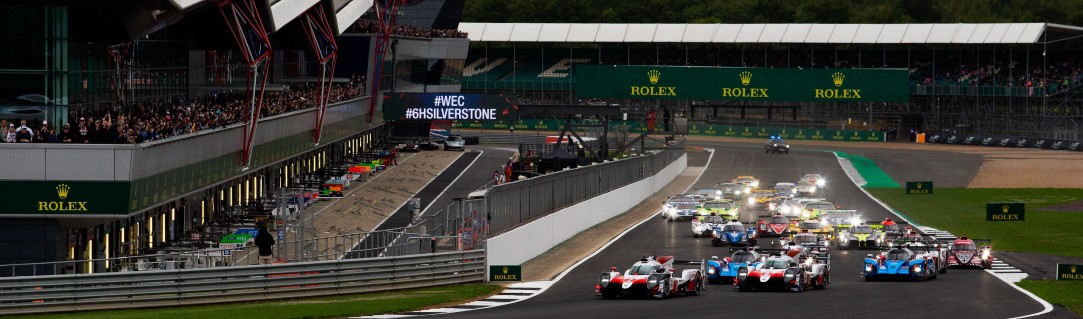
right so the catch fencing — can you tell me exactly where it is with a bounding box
[0,250,485,315]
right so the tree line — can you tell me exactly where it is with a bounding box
[463,0,1083,26]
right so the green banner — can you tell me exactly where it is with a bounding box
[576,65,909,103]
[0,181,131,216]
[986,202,1025,221]
[451,121,884,142]
[383,93,519,122]
[1058,264,1083,281]
[905,181,934,194]
[489,265,522,281]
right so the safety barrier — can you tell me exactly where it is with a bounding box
[0,250,485,315]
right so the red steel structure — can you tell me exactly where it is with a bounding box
[216,0,272,169]
[366,0,401,123]
[299,5,338,145]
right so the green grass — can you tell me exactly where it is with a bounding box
[866,188,1083,258]
[834,151,900,188]
[1016,279,1083,315]
[8,284,501,319]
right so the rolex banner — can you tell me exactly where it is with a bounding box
[575,65,909,103]
[0,181,131,216]
[986,202,1025,221]
[1058,264,1083,281]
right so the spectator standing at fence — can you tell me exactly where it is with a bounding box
[255,225,275,265]
[647,109,656,132]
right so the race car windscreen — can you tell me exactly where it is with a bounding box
[629,264,659,275]
[795,234,817,245]
[704,202,735,210]
[674,203,696,210]
[800,221,821,229]
[954,243,977,251]
[806,203,834,211]
[764,259,790,269]
[887,249,912,260]
[853,225,873,233]
[770,216,789,224]
[723,224,744,232]
[704,215,725,224]
[731,252,757,263]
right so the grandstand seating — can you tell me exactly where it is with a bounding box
[463,48,594,91]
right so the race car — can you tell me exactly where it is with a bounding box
[757,214,796,238]
[772,182,797,198]
[947,237,993,269]
[735,252,830,292]
[596,256,705,299]
[707,248,762,284]
[661,197,699,222]
[795,180,818,196]
[745,189,776,208]
[715,182,744,200]
[692,213,727,238]
[799,173,827,188]
[835,223,884,249]
[788,232,831,257]
[862,245,942,281]
[777,197,825,218]
[712,220,758,246]
[818,210,860,228]
[880,218,906,242]
[765,136,790,154]
[733,176,760,192]
[797,220,834,239]
[693,187,724,200]
[796,201,838,220]
[696,200,739,220]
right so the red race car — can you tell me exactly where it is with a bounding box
[758,213,795,238]
[946,237,993,269]
[595,256,705,299]
[734,252,830,292]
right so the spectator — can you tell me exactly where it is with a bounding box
[15,119,33,143]
[254,225,275,265]
[60,122,76,143]
[3,124,14,143]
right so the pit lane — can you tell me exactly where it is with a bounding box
[437,141,1047,319]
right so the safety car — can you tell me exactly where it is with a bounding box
[595,256,705,299]
[765,136,790,154]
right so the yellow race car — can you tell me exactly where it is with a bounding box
[733,176,760,193]
[745,189,776,208]
[696,200,740,220]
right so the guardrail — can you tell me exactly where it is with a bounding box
[486,144,685,236]
[0,250,485,315]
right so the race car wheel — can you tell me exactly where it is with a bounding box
[656,281,669,299]
[790,274,804,292]
[814,273,829,289]
[686,278,700,296]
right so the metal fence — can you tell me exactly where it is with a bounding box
[0,250,485,315]
[486,145,685,236]
[380,197,489,258]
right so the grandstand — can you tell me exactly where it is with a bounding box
[459,23,1083,140]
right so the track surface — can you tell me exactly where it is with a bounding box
[439,141,1045,319]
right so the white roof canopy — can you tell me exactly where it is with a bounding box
[458,22,1068,44]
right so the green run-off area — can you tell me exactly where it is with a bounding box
[867,188,1083,258]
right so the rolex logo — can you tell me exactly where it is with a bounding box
[832,72,845,87]
[1002,205,1010,213]
[917,183,922,189]
[739,71,753,86]
[647,69,661,84]
[1073,266,1078,273]
[502,266,509,274]
[56,184,70,199]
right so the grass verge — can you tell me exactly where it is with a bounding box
[8,284,502,319]
[1016,280,1083,315]
[866,188,1083,258]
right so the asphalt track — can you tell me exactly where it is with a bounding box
[438,141,1046,319]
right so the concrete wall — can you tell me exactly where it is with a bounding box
[486,153,687,267]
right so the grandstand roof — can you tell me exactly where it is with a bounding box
[458,23,1083,44]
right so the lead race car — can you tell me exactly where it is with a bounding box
[734,251,830,292]
[596,256,705,299]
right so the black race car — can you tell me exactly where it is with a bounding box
[765,137,790,154]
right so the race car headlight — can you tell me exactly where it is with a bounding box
[913,265,922,273]
[785,145,790,148]
[734,190,741,195]
[600,273,611,286]
[747,197,755,205]
[647,276,660,287]
[751,181,760,188]
[716,190,723,195]
[981,249,990,260]
[737,268,748,279]
[801,211,809,219]
[708,268,716,274]
[865,265,873,272]
[810,186,817,193]
[851,217,862,225]
[816,180,825,187]
[784,269,797,281]
[769,203,777,210]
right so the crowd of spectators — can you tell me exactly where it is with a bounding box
[1,79,363,145]
[348,19,467,38]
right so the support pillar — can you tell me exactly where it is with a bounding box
[299,5,338,145]
[366,0,401,123]
[217,0,272,169]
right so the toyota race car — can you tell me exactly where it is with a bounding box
[947,237,993,269]
[707,248,762,284]
[735,252,830,292]
[596,256,705,299]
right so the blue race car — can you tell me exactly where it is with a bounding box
[711,221,758,247]
[707,248,762,284]
[862,246,939,281]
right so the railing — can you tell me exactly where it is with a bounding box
[486,145,685,236]
[0,250,485,315]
